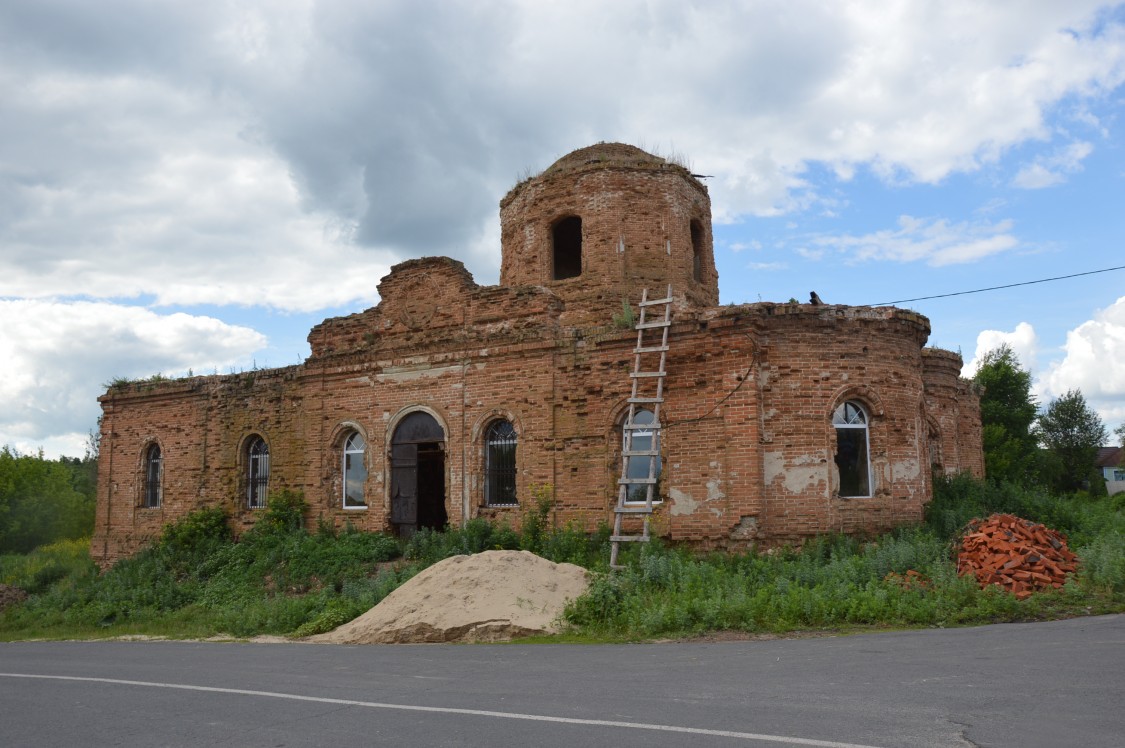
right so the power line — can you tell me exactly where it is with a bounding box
[870,264,1125,306]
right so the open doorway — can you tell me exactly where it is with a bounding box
[390,411,447,537]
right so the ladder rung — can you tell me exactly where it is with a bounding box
[622,421,661,430]
[638,296,674,307]
[635,320,671,330]
[615,505,655,514]
[629,371,665,378]
[628,397,663,404]
[610,535,651,543]
[619,477,658,485]
[635,345,669,354]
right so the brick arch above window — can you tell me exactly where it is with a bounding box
[329,420,369,450]
[826,384,885,419]
[384,405,450,445]
[470,407,523,443]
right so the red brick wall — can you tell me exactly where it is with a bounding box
[922,347,985,479]
[92,144,984,565]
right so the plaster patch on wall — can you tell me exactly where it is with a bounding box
[730,515,758,540]
[376,364,461,383]
[764,451,825,494]
[668,486,699,516]
[706,479,725,501]
[892,458,920,482]
[763,452,785,483]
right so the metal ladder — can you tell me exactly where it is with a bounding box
[610,285,673,570]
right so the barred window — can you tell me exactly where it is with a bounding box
[484,419,518,506]
[142,444,162,509]
[343,431,367,509]
[247,436,270,509]
[833,401,871,498]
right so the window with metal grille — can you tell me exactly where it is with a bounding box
[833,401,872,498]
[142,443,162,508]
[484,419,518,506]
[343,431,367,509]
[622,408,662,504]
[247,436,269,509]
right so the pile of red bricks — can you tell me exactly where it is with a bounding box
[957,514,1078,599]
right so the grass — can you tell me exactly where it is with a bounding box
[563,475,1125,638]
[1,477,1122,642]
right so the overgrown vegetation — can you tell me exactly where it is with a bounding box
[2,478,1121,642]
[0,488,610,641]
[565,475,1124,637]
[971,344,1113,495]
[0,447,97,554]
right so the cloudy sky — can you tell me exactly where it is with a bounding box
[2,0,1124,458]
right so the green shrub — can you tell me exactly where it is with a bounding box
[249,489,309,536]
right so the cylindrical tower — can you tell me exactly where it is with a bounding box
[499,143,718,326]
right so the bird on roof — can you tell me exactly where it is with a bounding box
[810,291,824,305]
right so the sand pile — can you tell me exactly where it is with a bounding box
[310,550,589,644]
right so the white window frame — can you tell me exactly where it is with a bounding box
[622,408,662,505]
[342,431,367,510]
[832,401,872,498]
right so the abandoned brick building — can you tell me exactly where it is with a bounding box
[92,143,984,565]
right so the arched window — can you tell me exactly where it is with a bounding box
[833,401,871,497]
[343,431,367,509]
[246,436,270,509]
[484,419,518,506]
[552,215,582,280]
[622,408,661,503]
[142,443,162,508]
[690,219,704,282]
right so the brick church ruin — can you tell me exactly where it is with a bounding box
[92,143,984,565]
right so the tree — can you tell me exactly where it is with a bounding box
[0,447,97,554]
[1034,389,1108,494]
[1116,423,1125,453]
[972,344,1039,484]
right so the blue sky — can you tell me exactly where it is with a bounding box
[2,0,1124,458]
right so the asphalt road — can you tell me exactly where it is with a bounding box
[1,614,1122,748]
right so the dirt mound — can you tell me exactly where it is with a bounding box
[310,550,589,644]
[957,514,1078,599]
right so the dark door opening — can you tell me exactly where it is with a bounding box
[416,443,447,531]
[390,412,447,537]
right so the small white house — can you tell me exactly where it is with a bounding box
[1096,447,1125,496]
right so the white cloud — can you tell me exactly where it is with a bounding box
[1012,140,1095,188]
[747,261,788,271]
[962,322,1041,378]
[0,300,267,456]
[1039,296,1125,426]
[726,240,763,253]
[3,0,1124,294]
[2,0,1125,454]
[812,215,1020,266]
